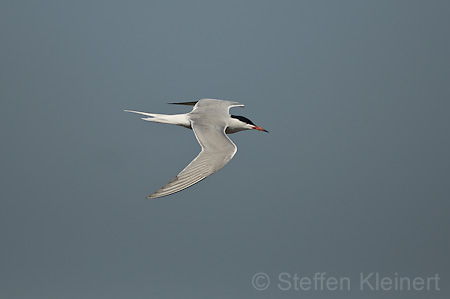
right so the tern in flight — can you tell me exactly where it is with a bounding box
[125,98,268,198]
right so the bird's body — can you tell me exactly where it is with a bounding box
[125,98,267,198]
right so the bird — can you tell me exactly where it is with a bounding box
[125,98,268,199]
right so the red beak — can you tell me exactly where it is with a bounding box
[253,126,269,133]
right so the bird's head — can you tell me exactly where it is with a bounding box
[229,115,269,133]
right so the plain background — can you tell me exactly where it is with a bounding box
[1,1,449,298]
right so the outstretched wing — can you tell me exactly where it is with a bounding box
[169,98,244,115]
[148,122,237,199]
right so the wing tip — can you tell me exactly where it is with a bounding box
[231,102,245,107]
[168,101,198,106]
[147,192,170,199]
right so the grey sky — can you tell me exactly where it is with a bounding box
[1,1,449,298]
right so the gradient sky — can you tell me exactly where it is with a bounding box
[1,1,449,298]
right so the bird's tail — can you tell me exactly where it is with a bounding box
[124,110,175,124]
[125,110,191,128]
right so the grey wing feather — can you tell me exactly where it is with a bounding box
[190,99,244,114]
[147,122,237,199]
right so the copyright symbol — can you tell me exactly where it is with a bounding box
[252,272,270,290]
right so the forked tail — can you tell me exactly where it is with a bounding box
[124,110,191,128]
[124,110,175,124]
